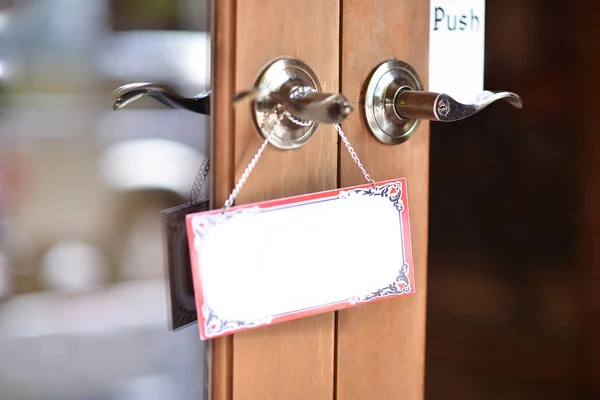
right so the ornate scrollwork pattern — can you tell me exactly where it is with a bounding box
[340,181,412,304]
[192,206,261,240]
[202,305,273,338]
[339,181,404,211]
[360,263,411,301]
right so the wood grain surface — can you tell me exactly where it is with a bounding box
[212,1,341,399]
[336,1,430,399]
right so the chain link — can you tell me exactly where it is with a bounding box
[222,113,282,210]
[187,158,210,206]
[334,123,376,186]
[284,86,315,127]
[289,86,316,99]
[222,88,376,212]
[282,111,312,126]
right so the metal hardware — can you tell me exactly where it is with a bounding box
[222,114,373,210]
[112,82,210,115]
[363,60,423,145]
[111,58,352,151]
[222,113,281,210]
[334,123,375,186]
[239,57,353,150]
[362,59,523,145]
[395,90,522,122]
[234,85,352,125]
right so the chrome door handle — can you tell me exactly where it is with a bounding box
[111,57,353,150]
[112,83,351,125]
[234,87,352,125]
[395,90,522,122]
[112,82,211,114]
[112,77,352,126]
[243,57,353,149]
[363,59,523,145]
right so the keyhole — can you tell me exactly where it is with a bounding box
[437,99,450,116]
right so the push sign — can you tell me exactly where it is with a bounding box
[429,0,485,104]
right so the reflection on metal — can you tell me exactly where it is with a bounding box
[234,86,353,125]
[112,57,354,151]
[241,57,353,150]
[395,90,523,122]
[363,60,423,145]
[112,83,210,115]
[362,59,523,145]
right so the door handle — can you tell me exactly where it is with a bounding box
[111,83,352,125]
[234,87,352,125]
[362,59,523,145]
[111,58,352,150]
[112,82,211,114]
[394,90,522,122]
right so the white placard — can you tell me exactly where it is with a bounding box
[186,179,415,340]
[429,0,485,103]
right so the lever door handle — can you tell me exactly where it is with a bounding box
[395,90,522,122]
[233,87,352,125]
[112,82,211,115]
[363,59,523,144]
[112,80,352,125]
[111,57,353,150]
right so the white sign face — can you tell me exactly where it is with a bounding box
[429,0,486,104]
[186,179,415,340]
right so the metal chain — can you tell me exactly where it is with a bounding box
[334,123,376,186]
[289,86,316,99]
[187,157,211,206]
[283,111,312,126]
[283,86,315,127]
[222,113,283,210]
[222,86,314,210]
[222,88,375,211]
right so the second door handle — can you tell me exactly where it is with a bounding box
[363,59,523,144]
[395,90,522,122]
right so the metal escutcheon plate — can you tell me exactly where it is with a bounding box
[252,57,321,150]
[363,60,423,145]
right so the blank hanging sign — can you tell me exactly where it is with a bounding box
[429,0,485,104]
[186,178,415,340]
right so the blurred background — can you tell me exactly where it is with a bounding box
[426,0,598,398]
[0,0,210,399]
[0,0,596,399]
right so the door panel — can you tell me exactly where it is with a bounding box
[210,1,429,398]
[336,2,430,398]
[211,1,340,399]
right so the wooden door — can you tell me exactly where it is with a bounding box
[210,1,429,399]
